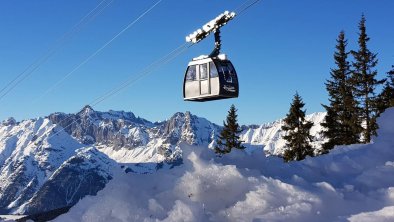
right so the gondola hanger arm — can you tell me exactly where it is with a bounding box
[185,11,236,44]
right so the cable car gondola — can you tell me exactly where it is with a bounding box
[183,54,239,102]
[183,11,239,102]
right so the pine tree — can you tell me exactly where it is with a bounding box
[281,93,314,162]
[321,31,362,152]
[351,15,385,143]
[215,104,245,154]
[320,106,339,152]
[377,66,394,113]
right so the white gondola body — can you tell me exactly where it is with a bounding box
[183,54,239,101]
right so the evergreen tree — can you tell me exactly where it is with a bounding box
[215,104,245,154]
[281,93,314,162]
[321,31,362,152]
[377,66,394,113]
[351,15,384,143]
[320,106,339,152]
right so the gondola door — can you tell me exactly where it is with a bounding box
[199,63,210,95]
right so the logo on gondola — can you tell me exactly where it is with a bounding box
[223,85,236,92]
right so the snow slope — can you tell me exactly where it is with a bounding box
[55,108,394,222]
[0,118,82,213]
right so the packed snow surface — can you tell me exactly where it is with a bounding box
[55,108,394,222]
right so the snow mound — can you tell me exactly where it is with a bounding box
[348,206,394,222]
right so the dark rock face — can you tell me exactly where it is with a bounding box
[159,111,220,146]
[48,105,154,149]
[161,112,188,145]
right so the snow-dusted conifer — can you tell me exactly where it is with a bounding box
[282,93,314,162]
[377,66,394,113]
[215,104,245,154]
[321,31,362,152]
[351,15,385,142]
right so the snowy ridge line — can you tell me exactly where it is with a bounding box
[0,0,113,102]
[1,107,323,168]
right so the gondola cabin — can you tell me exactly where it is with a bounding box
[183,54,239,101]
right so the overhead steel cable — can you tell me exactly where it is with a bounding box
[235,0,262,16]
[234,0,255,14]
[0,0,114,102]
[90,42,190,106]
[33,0,163,103]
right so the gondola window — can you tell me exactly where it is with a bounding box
[186,65,197,81]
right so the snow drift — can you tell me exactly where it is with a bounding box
[55,108,394,222]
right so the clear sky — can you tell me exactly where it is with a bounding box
[0,0,393,125]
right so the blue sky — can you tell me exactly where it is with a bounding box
[0,0,393,125]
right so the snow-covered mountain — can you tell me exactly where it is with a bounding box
[0,117,113,215]
[240,112,326,155]
[0,106,326,216]
[48,106,222,163]
[49,105,326,160]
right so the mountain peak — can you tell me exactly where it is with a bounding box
[81,105,95,113]
[76,105,99,120]
[2,117,16,126]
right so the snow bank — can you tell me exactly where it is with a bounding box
[55,108,394,222]
[348,206,394,222]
